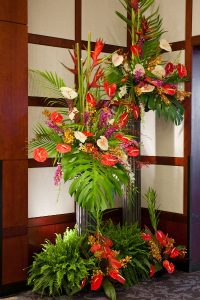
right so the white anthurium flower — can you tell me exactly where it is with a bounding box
[60,87,78,99]
[68,107,79,120]
[132,63,145,76]
[97,136,108,151]
[140,84,155,93]
[112,53,124,67]
[159,39,172,52]
[118,85,127,98]
[152,65,165,79]
[123,62,130,72]
[74,131,87,143]
[108,118,115,125]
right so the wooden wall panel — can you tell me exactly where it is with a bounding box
[0,21,28,160]
[3,160,28,228]
[2,236,27,285]
[0,0,27,24]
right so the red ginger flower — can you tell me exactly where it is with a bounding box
[56,144,71,153]
[163,260,175,273]
[89,67,104,88]
[51,111,63,123]
[177,64,187,78]
[130,44,142,56]
[91,272,103,290]
[104,81,117,97]
[91,39,104,66]
[108,269,125,284]
[101,154,118,166]
[33,148,48,162]
[150,264,156,277]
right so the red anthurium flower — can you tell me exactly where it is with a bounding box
[99,234,113,247]
[150,264,156,277]
[80,277,87,289]
[33,148,48,162]
[51,111,63,123]
[163,260,175,273]
[86,92,96,107]
[91,39,104,66]
[56,144,71,154]
[118,112,128,128]
[91,273,103,290]
[101,154,118,166]
[90,243,102,253]
[162,84,177,96]
[155,230,167,246]
[141,232,151,241]
[177,64,187,78]
[109,269,125,284]
[165,62,174,76]
[130,45,142,56]
[170,247,180,259]
[104,81,117,97]
[126,146,140,157]
[132,104,140,120]
[82,131,93,137]
[115,133,130,143]
[109,257,123,269]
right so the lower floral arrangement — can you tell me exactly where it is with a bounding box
[28,189,186,300]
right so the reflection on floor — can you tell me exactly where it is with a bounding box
[2,270,200,299]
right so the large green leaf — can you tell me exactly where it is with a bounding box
[61,152,129,212]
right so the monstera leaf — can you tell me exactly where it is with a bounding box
[61,152,129,212]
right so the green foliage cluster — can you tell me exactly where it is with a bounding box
[27,227,95,296]
[102,221,150,286]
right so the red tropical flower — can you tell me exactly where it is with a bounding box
[82,131,94,137]
[33,148,48,162]
[108,257,123,269]
[177,64,187,78]
[118,112,128,127]
[125,146,140,157]
[91,39,104,66]
[141,232,151,241]
[91,273,103,290]
[163,260,175,273]
[89,67,104,88]
[51,111,63,123]
[80,277,87,289]
[86,92,96,107]
[104,81,117,97]
[109,269,125,284]
[65,49,78,74]
[155,230,167,246]
[162,84,177,96]
[98,234,113,247]
[56,144,71,153]
[130,45,142,56]
[101,154,118,166]
[150,264,156,277]
[90,243,102,253]
[132,104,140,120]
[170,247,180,259]
[165,62,174,76]
[115,133,130,143]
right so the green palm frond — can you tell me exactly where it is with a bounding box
[29,124,62,155]
[61,152,129,212]
[29,70,67,106]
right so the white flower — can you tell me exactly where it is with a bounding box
[159,39,172,52]
[132,63,145,76]
[108,118,114,125]
[123,62,130,72]
[140,84,155,93]
[60,87,78,99]
[74,131,87,143]
[68,107,78,120]
[118,85,127,98]
[152,65,165,78]
[112,53,124,67]
[97,136,108,151]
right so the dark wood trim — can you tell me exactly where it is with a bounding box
[28,213,76,228]
[192,35,200,46]
[28,33,75,49]
[171,40,185,51]
[28,158,54,168]
[0,161,2,285]
[141,207,187,223]
[0,280,28,297]
[28,96,65,107]
[3,227,27,238]
[81,40,127,53]
[140,156,185,166]
[75,0,82,44]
